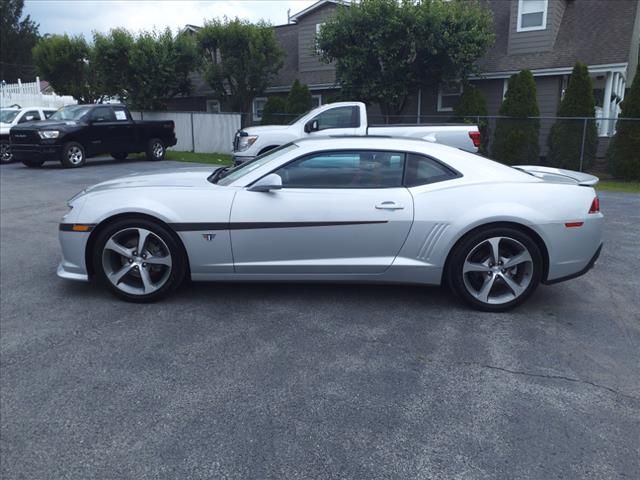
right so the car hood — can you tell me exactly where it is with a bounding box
[11,119,81,130]
[243,124,291,135]
[79,167,221,196]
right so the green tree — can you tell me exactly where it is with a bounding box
[453,82,489,155]
[0,0,40,82]
[548,62,598,170]
[261,96,288,125]
[317,0,494,118]
[492,70,540,165]
[286,80,312,115]
[198,18,284,126]
[608,70,640,180]
[92,28,134,99]
[32,34,100,103]
[124,28,199,109]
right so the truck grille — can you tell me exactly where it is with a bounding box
[10,130,39,145]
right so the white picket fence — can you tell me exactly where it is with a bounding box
[131,111,241,154]
[0,77,77,109]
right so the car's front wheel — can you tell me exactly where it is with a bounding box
[447,226,543,312]
[1,139,13,163]
[93,218,187,302]
[61,142,86,168]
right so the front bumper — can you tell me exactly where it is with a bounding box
[11,143,62,163]
[232,154,255,166]
[57,228,91,282]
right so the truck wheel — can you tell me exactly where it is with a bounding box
[1,139,13,163]
[22,159,45,168]
[111,152,128,161]
[61,142,86,168]
[146,139,165,161]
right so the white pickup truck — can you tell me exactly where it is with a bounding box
[232,101,480,165]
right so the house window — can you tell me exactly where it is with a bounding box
[206,99,221,113]
[252,97,267,122]
[517,0,548,32]
[437,82,463,112]
[312,94,322,108]
[315,23,325,54]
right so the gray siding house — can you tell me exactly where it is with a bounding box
[173,0,640,150]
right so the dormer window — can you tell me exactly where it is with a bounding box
[517,0,548,32]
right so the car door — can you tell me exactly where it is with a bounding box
[306,105,361,137]
[229,150,414,274]
[110,106,136,152]
[86,106,118,155]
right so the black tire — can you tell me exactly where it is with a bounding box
[22,159,45,168]
[446,226,543,312]
[111,152,128,160]
[60,141,86,168]
[1,139,13,164]
[92,217,187,303]
[146,138,165,161]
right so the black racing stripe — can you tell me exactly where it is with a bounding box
[59,223,96,232]
[169,221,388,231]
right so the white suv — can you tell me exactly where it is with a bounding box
[1,106,58,163]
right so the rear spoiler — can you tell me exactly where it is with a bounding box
[513,165,599,186]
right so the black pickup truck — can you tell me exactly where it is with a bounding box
[10,104,177,168]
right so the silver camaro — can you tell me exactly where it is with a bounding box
[58,137,603,311]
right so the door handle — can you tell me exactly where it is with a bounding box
[375,201,404,210]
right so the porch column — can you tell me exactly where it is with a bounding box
[600,71,613,136]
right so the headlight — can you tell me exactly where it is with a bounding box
[38,130,60,139]
[238,135,258,151]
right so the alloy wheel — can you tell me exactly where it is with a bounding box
[152,142,164,159]
[101,227,173,296]
[67,145,84,165]
[1,142,12,163]
[461,236,534,305]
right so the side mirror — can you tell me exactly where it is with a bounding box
[248,173,282,192]
[304,119,319,133]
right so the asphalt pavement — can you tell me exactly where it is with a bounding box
[1,157,639,479]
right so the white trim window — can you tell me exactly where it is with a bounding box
[252,97,267,122]
[206,99,221,113]
[437,81,463,112]
[311,94,322,108]
[517,0,548,32]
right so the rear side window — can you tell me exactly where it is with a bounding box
[19,110,41,123]
[312,106,360,130]
[404,153,459,187]
[113,108,128,121]
[91,107,116,123]
[43,110,56,119]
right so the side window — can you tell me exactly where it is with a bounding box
[404,153,458,187]
[19,110,41,123]
[91,107,116,123]
[113,108,128,121]
[312,106,360,130]
[43,110,57,119]
[275,150,405,189]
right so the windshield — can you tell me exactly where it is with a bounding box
[215,143,299,186]
[288,109,311,125]
[49,105,92,121]
[0,109,19,123]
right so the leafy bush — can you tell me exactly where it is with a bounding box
[492,70,540,165]
[548,62,598,171]
[608,70,640,180]
[261,96,288,125]
[286,79,313,115]
[453,82,489,155]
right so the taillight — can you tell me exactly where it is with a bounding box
[468,130,481,148]
[588,196,600,214]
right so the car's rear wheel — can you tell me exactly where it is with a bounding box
[146,138,165,161]
[93,218,187,302]
[22,159,45,168]
[61,142,86,168]
[447,226,543,312]
[111,152,128,160]
[1,139,13,163]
